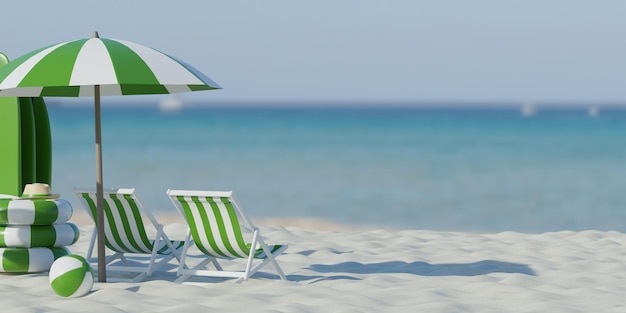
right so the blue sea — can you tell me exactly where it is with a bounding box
[47,103,626,233]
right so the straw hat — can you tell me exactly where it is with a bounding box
[21,183,60,199]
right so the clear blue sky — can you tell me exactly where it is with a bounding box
[2,1,626,105]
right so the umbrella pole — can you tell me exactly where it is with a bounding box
[94,84,106,282]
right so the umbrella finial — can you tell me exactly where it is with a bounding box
[93,31,100,39]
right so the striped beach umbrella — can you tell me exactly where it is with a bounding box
[0,32,221,282]
[0,34,220,97]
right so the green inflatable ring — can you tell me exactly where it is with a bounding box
[0,223,79,248]
[0,198,72,225]
[0,247,69,273]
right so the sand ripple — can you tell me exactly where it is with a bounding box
[1,224,626,312]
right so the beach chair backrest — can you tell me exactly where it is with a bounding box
[170,191,251,259]
[75,188,158,254]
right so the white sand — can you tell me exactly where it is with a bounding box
[2,216,626,312]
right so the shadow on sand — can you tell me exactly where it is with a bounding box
[291,260,535,282]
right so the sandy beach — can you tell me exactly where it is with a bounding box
[0,213,624,313]
[2,1,626,311]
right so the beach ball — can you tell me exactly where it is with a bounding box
[49,254,94,298]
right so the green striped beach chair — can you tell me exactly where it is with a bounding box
[74,188,184,282]
[167,189,288,283]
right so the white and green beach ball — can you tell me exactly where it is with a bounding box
[49,254,94,298]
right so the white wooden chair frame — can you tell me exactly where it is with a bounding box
[167,189,288,283]
[74,188,183,282]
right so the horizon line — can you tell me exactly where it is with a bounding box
[43,98,626,109]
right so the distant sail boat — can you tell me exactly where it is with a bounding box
[588,106,599,117]
[521,102,536,117]
[159,97,183,112]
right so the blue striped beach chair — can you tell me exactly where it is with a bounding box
[166,189,288,283]
[74,188,184,282]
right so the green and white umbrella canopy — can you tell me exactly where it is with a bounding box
[0,33,220,282]
[0,37,220,96]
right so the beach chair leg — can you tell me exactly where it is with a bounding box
[160,230,182,262]
[105,253,123,264]
[243,230,261,281]
[258,237,288,280]
[177,231,192,275]
[267,247,288,280]
[211,258,223,271]
[86,228,97,261]
[146,226,165,275]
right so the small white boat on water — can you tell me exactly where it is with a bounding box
[521,102,536,117]
[159,97,183,112]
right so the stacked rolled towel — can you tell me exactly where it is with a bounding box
[0,198,78,273]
